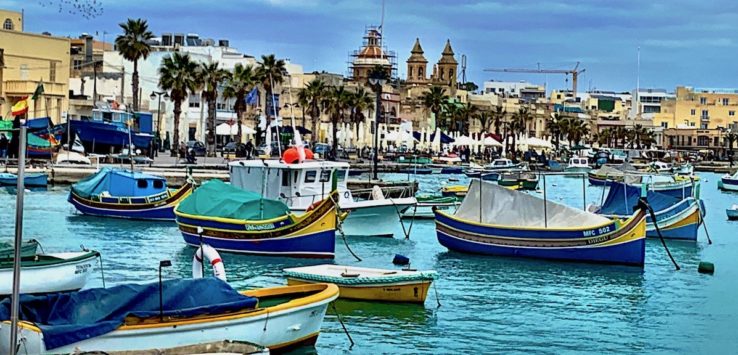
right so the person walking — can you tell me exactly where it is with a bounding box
[245,139,254,159]
[0,133,8,159]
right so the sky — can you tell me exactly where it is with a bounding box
[9,0,738,93]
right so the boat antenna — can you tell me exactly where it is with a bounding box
[9,126,27,355]
[269,72,283,159]
[128,112,134,172]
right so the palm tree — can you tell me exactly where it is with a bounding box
[546,113,564,151]
[158,52,198,156]
[456,103,479,135]
[115,18,154,111]
[197,62,229,156]
[569,120,590,146]
[420,86,449,130]
[492,105,506,136]
[299,78,327,143]
[477,109,492,134]
[222,64,259,145]
[350,88,373,141]
[257,54,287,120]
[324,86,351,159]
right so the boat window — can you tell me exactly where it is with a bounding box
[102,112,113,123]
[319,170,332,183]
[112,113,122,122]
[282,171,290,187]
[336,169,347,182]
[304,170,317,183]
[153,180,164,189]
[137,179,148,189]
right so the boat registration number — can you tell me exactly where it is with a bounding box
[244,223,275,231]
[582,226,611,238]
[75,263,92,274]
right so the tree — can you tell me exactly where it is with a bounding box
[477,109,492,134]
[546,113,564,151]
[158,52,198,156]
[509,106,532,157]
[349,88,373,141]
[299,79,327,143]
[459,82,479,92]
[420,86,449,130]
[115,18,153,111]
[324,86,351,159]
[492,105,506,136]
[197,62,229,156]
[257,54,287,122]
[222,64,258,145]
[456,102,479,135]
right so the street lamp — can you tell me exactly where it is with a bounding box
[150,91,169,156]
[368,76,387,181]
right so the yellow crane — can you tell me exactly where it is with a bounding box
[484,62,586,95]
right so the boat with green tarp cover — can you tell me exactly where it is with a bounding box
[0,239,39,260]
[68,167,193,220]
[175,180,340,258]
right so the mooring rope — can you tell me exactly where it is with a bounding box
[331,302,355,349]
[642,198,680,270]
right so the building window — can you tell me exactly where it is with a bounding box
[20,64,28,80]
[73,59,84,70]
[448,69,454,81]
[417,67,423,78]
[50,62,57,82]
[3,19,12,30]
[690,109,695,115]
[723,98,730,105]
[701,123,708,129]
[731,111,735,116]
[690,122,695,127]
[660,122,668,128]
[699,97,706,104]
[701,109,708,118]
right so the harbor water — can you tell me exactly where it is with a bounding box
[1,172,737,353]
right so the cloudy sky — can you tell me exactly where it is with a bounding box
[10,0,738,92]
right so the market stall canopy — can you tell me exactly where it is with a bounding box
[517,136,552,149]
[215,123,255,136]
[430,131,455,144]
[482,136,503,147]
[450,135,477,146]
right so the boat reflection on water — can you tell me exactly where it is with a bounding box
[332,298,436,325]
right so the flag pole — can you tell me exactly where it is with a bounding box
[9,126,27,355]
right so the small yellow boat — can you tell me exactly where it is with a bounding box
[284,264,437,304]
[441,185,468,198]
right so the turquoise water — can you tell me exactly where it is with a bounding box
[1,172,737,353]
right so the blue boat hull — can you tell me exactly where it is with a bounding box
[71,120,152,152]
[69,195,176,220]
[67,183,193,221]
[0,173,48,187]
[181,229,335,258]
[441,167,463,174]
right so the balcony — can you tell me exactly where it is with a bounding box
[700,115,710,122]
[3,80,67,97]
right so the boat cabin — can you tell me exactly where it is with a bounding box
[489,159,514,168]
[568,157,589,167]
[229,160,351,210]
[650,161,673,172]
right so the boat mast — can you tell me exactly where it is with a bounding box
[128,112,134,172]
[9,126,27,355]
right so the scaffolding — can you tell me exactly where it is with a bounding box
[346,25,397,81]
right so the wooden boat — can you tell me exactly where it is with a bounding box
[401,195,460,219]
[68,168,194,220]
[592,182,703,241]
[727,205,738,220]
[284,264,437,303]
[434,180,647,266]
[441,185,468,198]
[440,166,463,174]
[0,278,338,354]
[498,171,538,190]
[565,156,591,173]
[175,179,339,258]
[0,172,48,187]
[719,170,738,191]
[0,239,39,260]
[0,249,99,295]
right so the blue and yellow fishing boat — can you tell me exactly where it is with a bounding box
[68,168,193,220]
[175,180,339,258]
[434,180,647,266]
[592,182,703,241]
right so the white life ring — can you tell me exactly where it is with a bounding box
[192,244,227,282]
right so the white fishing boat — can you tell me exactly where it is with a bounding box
[284,264,437,303]
[565,156,591,173]
[727,204,738,220]
[0,250,99,295]
[719,170,738,191]
[0,279,339,354]
[647,161,673,173]
[229,159,417,238]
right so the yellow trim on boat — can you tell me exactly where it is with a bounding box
[661,208,700,230]
[288,278,432,303]
[435,208,625,232]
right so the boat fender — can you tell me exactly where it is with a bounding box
[192,244,227,281]
[393,254,410,265]
[698,261,714,274]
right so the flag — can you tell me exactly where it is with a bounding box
[246,87,258,105]
[32,83,45,100]
[11,97,29,116]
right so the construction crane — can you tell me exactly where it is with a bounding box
[484,62,585,95]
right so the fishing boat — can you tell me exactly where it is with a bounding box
[108,340,268,354]
[401,195,460,219]
[399,167,433,175]
[441,185,468,198]
[0,248,99,295]
[175,179,339,258]
[498,171,539,190]
[434,180,647,265]
[68,167,194,220]
[440,166,463,174]
[26,132,57,159]
[627,174,696,199]
[727,205,738,220]
[646,161,673,173]
[719,170,738,191]
[229,159,416,238]
[0,239,39,260]
[587,162,636,186]
[565,156,591,173]
[284,264,437,303]
[0,278,338,353]
[0,172,48,187]
[69,104,154,154]
[674,162,694,176]
[592,182,703,241]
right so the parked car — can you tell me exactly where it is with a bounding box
[186,140,207,156]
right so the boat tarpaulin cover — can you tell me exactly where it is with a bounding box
[0,278,258,350]
[456,180,610,228]
[71,167,167,198]
[598,182,678,216]
[177,179,290,220]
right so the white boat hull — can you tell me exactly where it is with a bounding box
[2,291,334,354]
[292,198,416,238]
[0,252,98,295]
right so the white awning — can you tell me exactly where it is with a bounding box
[216,123,255,136]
